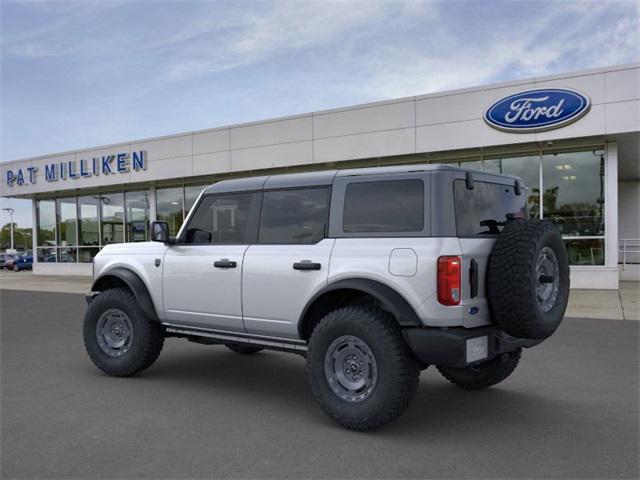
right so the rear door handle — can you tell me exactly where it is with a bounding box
[214,259,237,269]
[293,261,321,271]
[469,259,478,298]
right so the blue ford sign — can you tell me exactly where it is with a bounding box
[484,88,591,133]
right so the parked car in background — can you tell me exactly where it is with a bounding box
[0,253,16,269]
[12,252,33,271]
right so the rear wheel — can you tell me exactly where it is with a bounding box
[306,305,420,431]
[437,349,521,390]
[83,288,164,376]
[225,344,263,355]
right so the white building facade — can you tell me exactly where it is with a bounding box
[1,63,639,288]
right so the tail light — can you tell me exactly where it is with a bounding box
[438,256,461,306]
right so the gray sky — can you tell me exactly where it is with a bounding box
[1,0,639,228]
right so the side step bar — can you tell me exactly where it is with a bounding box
[162,323,308,354]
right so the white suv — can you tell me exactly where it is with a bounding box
[83,164,570,430]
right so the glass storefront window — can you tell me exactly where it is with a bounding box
[78,196,100,246]
[56,197,77,247]
[484,155,541,218]
[157,187,184,236]
[542,151,605,237]
[36,200,56,246]
[185,185,205,215]
[565,239,605,266]
[125,191,150,242]
[78,247,100,263]
[100,193,124,244]
[37,246,57,263]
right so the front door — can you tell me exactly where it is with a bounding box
[242,187,333,339]
[162,191,261,331]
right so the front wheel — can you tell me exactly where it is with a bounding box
[13,264,19,272]
[306,305,420,431]
[436,349,522,390]
[83,288,164,377]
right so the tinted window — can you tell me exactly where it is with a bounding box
[343,180,424,233]
[454,180,527,235]
[183,193,258,244]
[259,188,329,244]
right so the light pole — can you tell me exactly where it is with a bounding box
[2,207,15,251]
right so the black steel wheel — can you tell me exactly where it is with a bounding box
[306,305,419,431]
[488,219,570,340]
[83,288,164,377]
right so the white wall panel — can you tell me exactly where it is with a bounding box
[606,100,640,134]
[230,116,312,150]
[130,134,192,161]
[231,141,312,172]
[193,151,231,175]
[606,68,640,103]
[534,73,606,105]
[416,119,535,152]
[314,128,415,163]
[193,128,230,154]
[132,156,193,182]
[535,104,607,142]
[416,85,532,126]
[314,101,414,138]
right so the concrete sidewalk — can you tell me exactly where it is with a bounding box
[1,270,638,320]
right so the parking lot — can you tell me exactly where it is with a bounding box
[1,288,638,479]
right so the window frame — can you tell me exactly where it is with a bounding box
[257,186,331,245]
[329,173,430,238]
[176,191,262,246]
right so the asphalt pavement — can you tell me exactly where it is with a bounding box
[1,289,638,479]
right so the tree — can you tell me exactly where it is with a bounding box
[0,223,33,251]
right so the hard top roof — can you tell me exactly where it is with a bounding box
[203,163,520,194]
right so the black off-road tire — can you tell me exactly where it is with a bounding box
[83,288,164,377]
[437,349,522,390]
[306,305,420,431]
[225,344,264,355]
[488,219,570,340]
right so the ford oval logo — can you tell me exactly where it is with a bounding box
[484,88,591,133]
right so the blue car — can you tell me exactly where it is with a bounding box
[13,253,33,271]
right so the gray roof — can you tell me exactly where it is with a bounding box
[203,163,519,194]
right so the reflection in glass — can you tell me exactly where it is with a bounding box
[157,187,184,236]
[78,196,100,246]
[78,247,100,263]
[100,193,124,244]
[56,197,77,246]
[37,247,57,263]
[565,239,605,265]
[484,156,540,218]
[185,185,205,215]
[59,246,77,263]
[125,191,150,242]
[37,200,56,246]
[542,151,605,236]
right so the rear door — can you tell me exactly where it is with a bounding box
[242,187,333,339]
[453,178,528,327]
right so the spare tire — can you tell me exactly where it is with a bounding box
[487,219,569,340]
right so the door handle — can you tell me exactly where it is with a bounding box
[293,261,321,271]
[214,259,237,269]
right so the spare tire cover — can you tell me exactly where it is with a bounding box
[487,219,570,340]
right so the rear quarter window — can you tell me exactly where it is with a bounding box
[454,180,527,236]
[343,179,424,233]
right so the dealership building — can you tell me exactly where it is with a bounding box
[1,63,638,289]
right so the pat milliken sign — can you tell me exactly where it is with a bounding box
[5,151,147,187]
[484,88,591,133]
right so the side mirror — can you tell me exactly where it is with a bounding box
[151,221,170,243]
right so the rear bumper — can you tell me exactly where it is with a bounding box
[403,326,541,368]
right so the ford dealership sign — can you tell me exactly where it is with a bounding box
[484,88,591,133]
